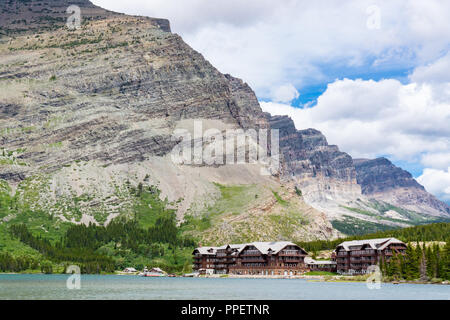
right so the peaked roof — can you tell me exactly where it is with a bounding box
[194,241,304,255]
[337,238,405,251]
[194,247,220,255]
[250,241,300,255]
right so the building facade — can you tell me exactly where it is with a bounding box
[304,257,337,273]
[193,241,308,276]
[334,238,407,274]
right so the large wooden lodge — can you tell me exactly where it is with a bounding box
[334,238,407,274]
[193,238,407,276]
[193,242,309,276]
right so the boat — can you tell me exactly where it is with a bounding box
[183,273,200,278]
[139,267,167,277]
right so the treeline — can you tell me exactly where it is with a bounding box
[63,215,195,251]
[298,223,450,252]
[9,224,115,273]
[381,242,450,281]
[0,251,57,274]
[4,215,197,274]
[0,252,39,273]
[62,215,196,254]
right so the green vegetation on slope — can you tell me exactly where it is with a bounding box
[131,183,176,229]
[272,191,288,206]
[0,184,197,274]
[331,215,398,236]
[181,183,261,233]
[0,179,13,219]
[181,184,310,245]
[0,224,42,259]
[340,206,412,225]
[340,201,446,229]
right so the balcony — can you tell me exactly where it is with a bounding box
[282,257,302,262]
[350,250,376,256]
[241,258,265,263]
[241,250,262,256]
[279,252,303,257]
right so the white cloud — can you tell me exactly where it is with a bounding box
[262,77,450,161]
[410,54,450,84]
[91,0,450,98]
[417,168,450,203]
[421,153,450,171]
[270,84,300,103]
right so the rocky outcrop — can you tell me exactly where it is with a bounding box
[267,114,361,206]
[0,11,269,182]
[0,0,448,239]
[0,0,170,35]
[225,75,268,130]
[266,114,449,221]
[355,158,450,217]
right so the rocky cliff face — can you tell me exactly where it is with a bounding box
[267,114,361,213]
[354,158,450,217]
[265,114,449,227]
[0,1,448,240]
[0,0,338,242]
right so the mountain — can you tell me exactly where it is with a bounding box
[354,158,450,216]
[0,0,448,243]
[267,114,449,232]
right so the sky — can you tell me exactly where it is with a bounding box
[92,0,450,204]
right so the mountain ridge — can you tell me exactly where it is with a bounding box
[0,0,448,244]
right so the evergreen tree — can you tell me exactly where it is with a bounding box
[390,252,402,280]
[433,243,442,279]
[403,245,417,280]
[426,246,434,279]
[443,241,450,280]
[419,243,427,281]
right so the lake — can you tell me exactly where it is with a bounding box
[0,274,448,300]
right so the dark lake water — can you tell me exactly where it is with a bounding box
[0,274,448,300]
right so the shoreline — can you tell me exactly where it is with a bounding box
[1,272,448,285]
[195,274,450,285]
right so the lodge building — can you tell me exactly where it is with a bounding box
[334,238,407,274]
[304,257,337,273]
[193,241,309,276]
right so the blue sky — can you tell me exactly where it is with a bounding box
[93,0,450,204]
[289,68,414,107]
[275,67,423,178]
